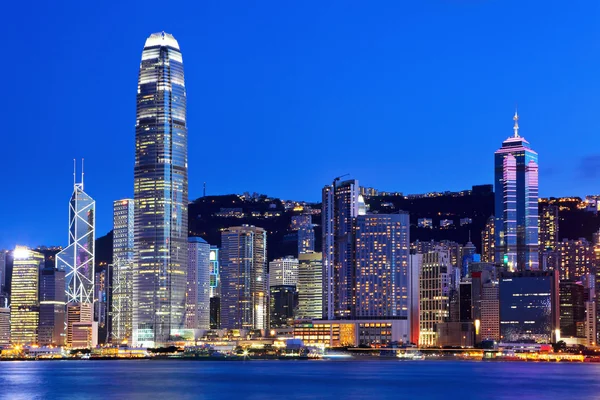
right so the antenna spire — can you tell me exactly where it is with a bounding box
[73,159,76,188]
[513,109,520,138]
[81,158,84,189]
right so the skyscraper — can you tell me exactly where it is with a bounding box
[269,256,299,287]
[494,111,539,271]
[133,32,188,347]
[481,215,495,263]
[292,215,315,255]
[56,168,95,305]
[297,252,323,320]
[539,203,560,271]
[186,237,211,331]
[354,213,410,318]
[38,266,66,346]
[111,199,134,343]
[220,225,267,330]
[11,246,44,345]
[419,248,453,347]
[322,178,360,319]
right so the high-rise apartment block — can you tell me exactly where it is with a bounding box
[559,238,593,281]
[133,32,188,347]
[494,112,539,271]
[481,215,495,263]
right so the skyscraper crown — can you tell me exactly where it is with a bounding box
[144,32,180,50]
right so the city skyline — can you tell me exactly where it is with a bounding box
[3,2,600,249]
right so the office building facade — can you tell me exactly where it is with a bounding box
[494,112,539,271]
[133,32,188,347]
[297,252,323,320]
[220,226,267,330]
[322,179,360,319]
[112,199,134,343]
[11,246,44,345]
[419,249,453,347]
[186,237,211,330]
[269,256,299,287]
[354,213,410,318]
[499,270,559,343]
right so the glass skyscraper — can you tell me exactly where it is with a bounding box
[494,112,539,271]
[56,175,95,305]
[220,226,267,330]
[133,32,188,347]
[112,199,134,343]
[322,179,360,319]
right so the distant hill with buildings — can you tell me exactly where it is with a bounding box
[93,188,600,266]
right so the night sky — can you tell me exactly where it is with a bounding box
[2,1,600,248]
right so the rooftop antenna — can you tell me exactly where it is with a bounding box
[81,158,85,189]
[203,182,206,197]
[73,159,76,188]
[513,108,520,138]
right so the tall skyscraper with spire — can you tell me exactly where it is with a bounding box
[133,32,188,347]
[494,111,539,271]
[56,161,95,305]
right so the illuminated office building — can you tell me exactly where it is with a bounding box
[322,179,359,319]
[111,199,134,343]
[11,246,44,345]
[354,213,410,318]
[133,32,188,347]
[0,307,9,346]
[419,248,452,347]
[220,226,267,330]
[209,246,220,298]
[38,267,66,346]
[186,237,211,330]
[297,252,323,320]
[95,270,109,343]
[209,246,220,329]
[494,111,539,271]
[68,303,95,348]
[56,168,95,305]
[499,270,559,343]
[269,256,298,287]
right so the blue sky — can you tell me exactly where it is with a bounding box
[2,1,600,248]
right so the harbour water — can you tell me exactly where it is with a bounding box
[0,359,596,399]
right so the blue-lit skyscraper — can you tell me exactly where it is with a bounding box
[494,112,539,271]
[133,32,188,347]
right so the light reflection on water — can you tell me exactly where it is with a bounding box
[0,359,597,400]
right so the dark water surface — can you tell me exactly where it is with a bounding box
[0,359,597,399]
